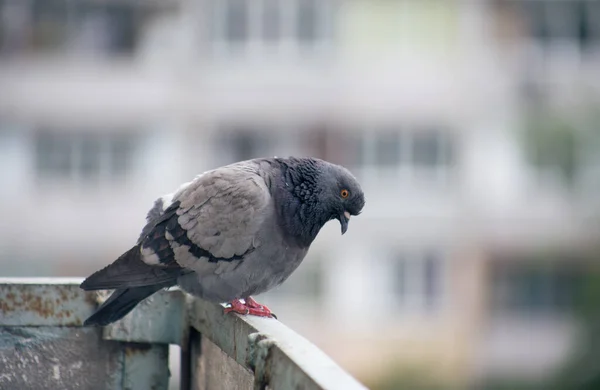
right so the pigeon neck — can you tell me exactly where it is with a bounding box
[275,159,328,248]
[277,203,327,248]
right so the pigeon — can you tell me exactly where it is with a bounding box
[80,157,365,326]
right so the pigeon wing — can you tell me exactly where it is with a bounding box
[139,164,272,276]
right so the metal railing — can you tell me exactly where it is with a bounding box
[0,278,368,390]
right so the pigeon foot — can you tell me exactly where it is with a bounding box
[223,298,276,318]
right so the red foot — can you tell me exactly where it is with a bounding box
[223,298,276,318]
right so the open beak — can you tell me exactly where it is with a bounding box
[339,211,351,235]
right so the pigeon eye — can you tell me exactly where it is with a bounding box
[340,189,349,198]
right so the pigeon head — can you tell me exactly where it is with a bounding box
[275,157,365,246]
[316,161,365,235]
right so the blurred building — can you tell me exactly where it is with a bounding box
[1,0,600,388]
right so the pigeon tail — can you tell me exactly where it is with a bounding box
[80,244,181,326]
[80,245,181,291]
[83,285,169,326]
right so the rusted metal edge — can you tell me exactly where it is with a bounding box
[102,289,188,346]
[0,277,87,285]
[188,298,369,390]
[1,278,369,389]
[0,278,187,346]
[0,278,98,327]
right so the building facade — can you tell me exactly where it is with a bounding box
[1,0,600,387]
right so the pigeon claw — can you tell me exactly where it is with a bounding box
[223,298,276,318]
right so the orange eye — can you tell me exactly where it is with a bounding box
[340,189,349,198]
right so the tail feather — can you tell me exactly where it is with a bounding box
[83,285,171,326]
[81,245,180,291]
[81,244,182,326]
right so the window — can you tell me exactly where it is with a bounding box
[262,0,281,42]
[423,253,442,309]
[490,261,581,316]
[30,0,69,51]
[231,132,266,161]
[413,130,441,168]
[354,130,403,169]
[34,131,136,183]
[209,0,332,55]
[224,0,249,44]
[523,115,579,188]
[303,126,329,160]
[216,125,273,165]
[374,131,402,167]
[393,250,445,312]
[518,0,600,52]
[394,257,407,304]
[0,0,29,55]
[0,0,139,57]
[354,126,456,183]
[296,0,319,43]
[301,124,357,166]
[36,132,72,176]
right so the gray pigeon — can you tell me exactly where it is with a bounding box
[80,157,365,325]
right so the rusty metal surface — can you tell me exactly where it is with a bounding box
[0,279,174,390]
[0,278,187,345]
[103,289,188,346]
[0,327,122,390]
[0,278,97,326]
[0,327,170,390]
[188,299,369,390]
[0,278,368,390]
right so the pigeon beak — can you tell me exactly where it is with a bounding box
[340,211,351,235]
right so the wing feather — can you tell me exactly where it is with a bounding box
[139,164,271,275]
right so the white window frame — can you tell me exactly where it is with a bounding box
[520,0,600,70]
[209,0,333,58]
[0,0,138,57]
[391,249,448,316]
[34,132,135,185]
[355,126,454,186]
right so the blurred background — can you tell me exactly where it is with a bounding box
[2,0,600,389]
